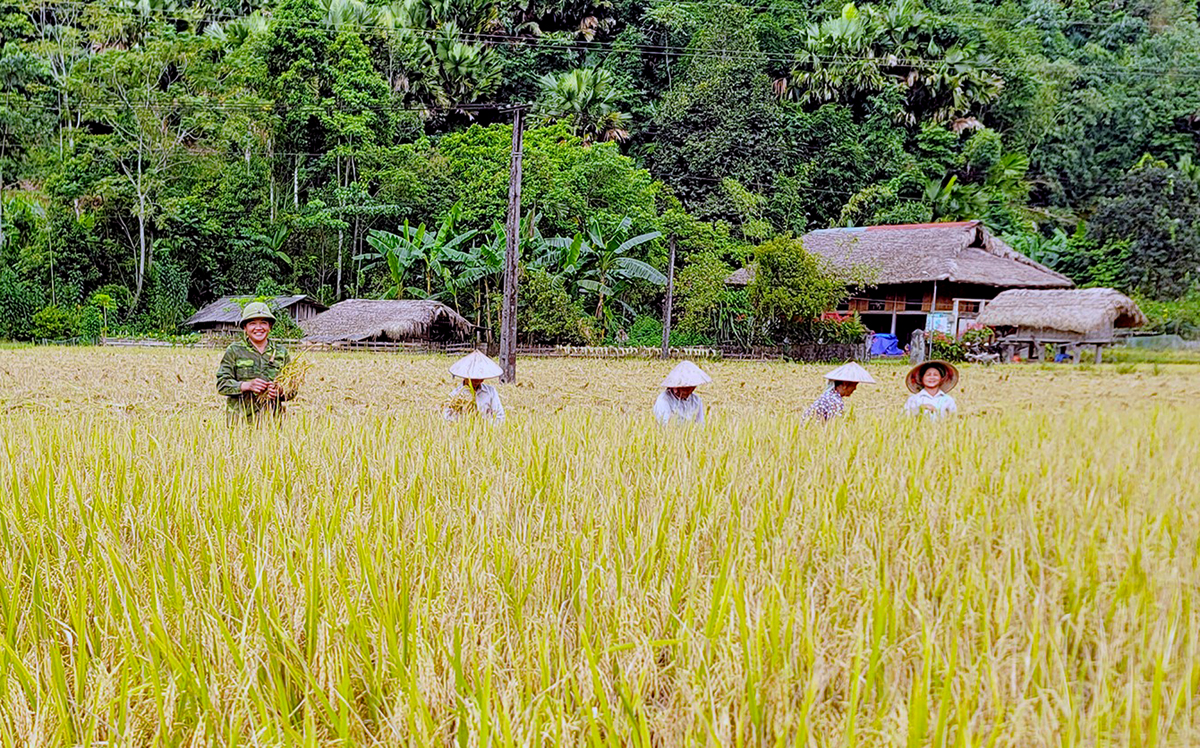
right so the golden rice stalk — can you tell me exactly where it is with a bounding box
[257,354,312,404]
[444,384,477,416]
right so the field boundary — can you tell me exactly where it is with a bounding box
[81,337,868,362]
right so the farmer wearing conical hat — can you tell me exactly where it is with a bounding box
[215,301,292,423]
[654,360,711,426]
[804,362,875,421]
[903,360,958,418]
[443,350,506,422]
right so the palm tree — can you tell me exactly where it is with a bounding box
[785,1,1002,124]
[375,0,500,112]
[536,68,630,144]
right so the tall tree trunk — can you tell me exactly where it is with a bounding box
[0,151,5,254]
[336,229,343,299]
[132,151,149,309]
[49,233,56,306]
[268,137,275,222]
[335,154,343,299]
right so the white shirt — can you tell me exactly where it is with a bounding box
[904,389,957,418]
[444,383,505,422]
[654,390,705,425]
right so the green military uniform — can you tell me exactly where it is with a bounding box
[216,338,292,421]
[215,302,292,423]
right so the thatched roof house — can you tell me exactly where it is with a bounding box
[186,294,327,332]
[301,299,473,343]
[727,221,1071,288]
[977,288,1146,341]
[726,221,1074,339]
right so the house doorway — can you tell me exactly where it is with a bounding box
[859,313,893,335]
[894,314,928,346]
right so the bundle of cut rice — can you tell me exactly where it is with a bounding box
[256,354,312,405]
[444,384,477,417]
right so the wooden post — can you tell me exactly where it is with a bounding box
[661,235,676,359]
[1094,344,1103,365]
[499,107,525,383]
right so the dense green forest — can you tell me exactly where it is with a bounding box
[2,0,1199,342]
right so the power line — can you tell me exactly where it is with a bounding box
[28,0,1200,77]
[664,0,1150,28]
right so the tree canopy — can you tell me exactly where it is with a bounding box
[2,0,1199,342]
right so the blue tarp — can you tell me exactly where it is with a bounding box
[871,333,904,357]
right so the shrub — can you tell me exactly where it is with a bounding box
[1136,291,1200,339]
[0,270,46,340]
[515,267,594,345]
[31,305,81,341]
[79,305,104,339]
[749,236,848,342]
[625,315,662,347]
[269,310,304,339]
[930,331,966,361]
[805,312,869,344]
[960,325,996,346]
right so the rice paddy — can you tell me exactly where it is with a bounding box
[0,347,1197,746]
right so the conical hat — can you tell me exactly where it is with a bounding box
[660,360,712,388]
[823,362,876,384]
[906,360,959,393]
[449,351,503,379]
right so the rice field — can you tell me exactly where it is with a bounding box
[0,347,1197,746]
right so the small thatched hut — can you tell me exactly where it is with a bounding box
[977,288,1146,362]
[301,299,473,344]
[186,294,326,333]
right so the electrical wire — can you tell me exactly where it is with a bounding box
[27,0,1200,77]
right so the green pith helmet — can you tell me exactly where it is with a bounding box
[240,301,276,327]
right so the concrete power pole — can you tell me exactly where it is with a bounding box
[499,107,525,383]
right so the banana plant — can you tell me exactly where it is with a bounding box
[546,216,665,321]
[357,228,425,299]
[252,225,293,272]
[441,221,505,326]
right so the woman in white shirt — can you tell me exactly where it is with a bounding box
[654,360,711,425]
[444,351,506,422]
[904,360,958,418]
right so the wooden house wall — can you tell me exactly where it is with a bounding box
[289,300,324,322]
[840,282,1007,313]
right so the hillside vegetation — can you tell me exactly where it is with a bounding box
[2,0,1200,341]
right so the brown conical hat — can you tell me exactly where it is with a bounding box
[906,360,959,393]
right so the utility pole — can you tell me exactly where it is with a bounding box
[661,235,676,359]
[499,106,525,383]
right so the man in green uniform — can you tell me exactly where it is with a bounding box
[215,301,292,423]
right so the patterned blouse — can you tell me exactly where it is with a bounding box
[804,388,846,421]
